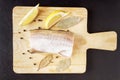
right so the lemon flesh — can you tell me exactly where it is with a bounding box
[19,4,39,26]
[44,10,69,29]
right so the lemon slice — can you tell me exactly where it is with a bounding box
[19,4,39,26]
[44,10,69,29]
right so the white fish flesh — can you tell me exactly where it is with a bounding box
[29,30,74,57]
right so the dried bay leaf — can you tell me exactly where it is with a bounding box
[37,54,53,71]
[56,58,71,72]
[54,16,81,29]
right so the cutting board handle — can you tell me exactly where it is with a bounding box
[87,31,117,51]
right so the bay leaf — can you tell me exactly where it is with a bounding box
[37,54,53,71]
[56,58,71,72]
[54,16,81,29]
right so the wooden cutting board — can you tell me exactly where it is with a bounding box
[13,6,117,73]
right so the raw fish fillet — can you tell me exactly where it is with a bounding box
[29,30,74,57]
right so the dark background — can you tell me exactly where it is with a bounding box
[0,0,120,80]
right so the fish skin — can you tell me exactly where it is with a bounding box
[29,30,74,57]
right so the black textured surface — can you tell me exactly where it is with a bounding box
[0,0,120,80]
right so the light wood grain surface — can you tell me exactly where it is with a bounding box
[13,6,117,73]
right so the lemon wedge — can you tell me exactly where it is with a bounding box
[44,10,69,29]
[19,4,39,26]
